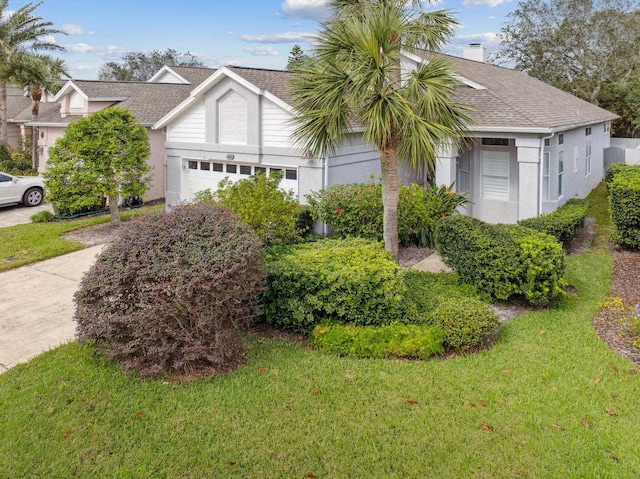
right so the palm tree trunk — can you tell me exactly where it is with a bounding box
[31,87,41,169]
[380,146,400,262]
[0,81,7,144]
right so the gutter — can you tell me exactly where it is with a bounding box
[539,132,555,216]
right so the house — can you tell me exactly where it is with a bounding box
[153,46,616,224]
[18,65,216,201]
[5,85,35,149]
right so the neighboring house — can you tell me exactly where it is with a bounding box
[154,46,616,224]
[5,84,34,149]
[19,65,216,202]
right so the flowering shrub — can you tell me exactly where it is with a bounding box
[75,203,266,378]
[306,181,470,246]
[601,297,640,343]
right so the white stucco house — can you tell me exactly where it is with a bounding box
[153,45,616,224]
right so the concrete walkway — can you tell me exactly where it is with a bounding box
[0,202,54,227]
[411,253,452,273]
[0,245,103,373]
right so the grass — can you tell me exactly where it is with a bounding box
[1,184,640,477]
[0,204,163,272]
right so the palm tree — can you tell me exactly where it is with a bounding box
[9,52,68,168]
[290,0,471,261]
[0,0,65,144]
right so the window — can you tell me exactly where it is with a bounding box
[0,173,11,182]
[544,138,550,147]
[285,169,298,180]
[270,168,283,176]
[585,140,592,176]
[481,138,509,147]
[558,151,564,197]
[585,127,592,136]
[542,152,550,201]
[481,151,509,200]
[226,164,237,174]
[240,165,251,175]
[188,161,198,170]
[255,166,267,174]
[558,134,564,145]
[200,162,210,171]
[604,122,611,133]
[457,151,471,194]
[212,163,224,172]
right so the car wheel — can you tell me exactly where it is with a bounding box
[23,187,43,207]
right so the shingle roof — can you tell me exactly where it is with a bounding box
[413,49,616,131]
[227,66,294,106]
[6,85,32,121]
[165,65,218,86]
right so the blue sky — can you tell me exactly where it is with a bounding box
[34,0,518,79]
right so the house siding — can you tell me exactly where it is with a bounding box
[262,99,294,148]
[167,101,206,143]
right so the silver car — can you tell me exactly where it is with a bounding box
[0,172,45,207]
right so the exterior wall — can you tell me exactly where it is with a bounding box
[540,123,607,214]
[167,101,206,143]
[327,134,381,187]
[152,71,185,84]
[262,99,294,148]
[37,126,66,172]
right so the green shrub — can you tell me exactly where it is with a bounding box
[207,171,305,245]
[609,167,640,250]
[265,238,416,332]
[307,182,470,247]
[30,210,55,223]
[519,199,589,248]
[428,297,499,352]
[310,322,444,359]
[75,203,267,378]
[605,163,635,190]
[403,270,488,314]
[0,141,36,175]
[435,216,566,305]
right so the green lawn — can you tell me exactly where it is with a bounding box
[1,186,639,478]
[0,204,163,272]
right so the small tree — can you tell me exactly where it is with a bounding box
[44,107,151,222]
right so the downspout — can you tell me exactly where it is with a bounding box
[539,132,555,216]
[323,153,329,236]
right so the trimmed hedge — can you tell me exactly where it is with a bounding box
[306,182,470,247]
[435,216,566,305]
[265,238,416,332]
[428,297,499,352]
[75,203,267,378]
[605,163,635,190]
[609,166,640,250]
[519,199,589,248]
[310,323,444,360]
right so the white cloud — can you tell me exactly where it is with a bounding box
[454,32,501,47]
[463,0,511,6]
[63,43,129,60]
[60,24,94,35]
[245,46,279,56]
[240,32,315,43]
[281,0,330,20]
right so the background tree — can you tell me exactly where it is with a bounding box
[290,0,470,260]
[44,107,151,222]
[495,0,640,136]
[0,0,65,143]
[98,48,206,81]
[9,52,69,168]
[287,44,312,71]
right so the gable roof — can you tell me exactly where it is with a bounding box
[6,85,33,121]
[154,66,294,130]
[148,65,218,85]
[412,49,616,133]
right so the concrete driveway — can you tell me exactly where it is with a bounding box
[0,245,103,372]
[0,202,54,227]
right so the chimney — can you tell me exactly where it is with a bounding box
[463,43,487,63]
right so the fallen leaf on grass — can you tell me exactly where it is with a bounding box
[481,423,494,432]
[305,473,317,479]
[594,378,601,385]
[270,453,278,460]
[516,471,529,477]
[470,403,477,408]
[611,365,619,373]
[311,388,321,395]
[629,369,638,376]
[605,407,617,416]
[407,400,418,405]
[135,412,143,420]
[609,453,621,462]
[62,430,72,438]
[581,418,590,428]
[501,369,511,374]
[479,400,486,407]
[229,462,238,468]
[256,367,267,373]
[539,330,545,335]
[21,250,29,255]
[551,423,564,431]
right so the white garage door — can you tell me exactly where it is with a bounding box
[184,159,299,201]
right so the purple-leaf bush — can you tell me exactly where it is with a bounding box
[74,202,266,378]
